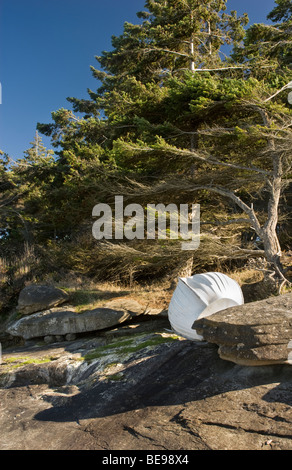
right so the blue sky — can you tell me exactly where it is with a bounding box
[0,0,277,160]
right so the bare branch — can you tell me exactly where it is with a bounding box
[0,193,24,209]
[264,83,292,102]
[143,48,273,72]
[192,184,262,234]
[178,148,272,175]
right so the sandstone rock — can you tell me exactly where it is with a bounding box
[102,298,146,315]
[6,306,134,340]
[99,298,167,317]
[1,335,292,450]
[193,293,292,366]
[17,285,69,315]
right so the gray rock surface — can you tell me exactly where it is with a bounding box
[1,323,292,451]
[193,293,292,366]
[2,292,292,450]
[7,306,134,340]
[6,295,165,341]
[17,285,69,315]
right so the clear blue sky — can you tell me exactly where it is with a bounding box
[0,0,277,160]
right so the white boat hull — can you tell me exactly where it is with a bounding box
[168,272,244,341]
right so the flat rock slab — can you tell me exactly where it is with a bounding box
[7,295,166,341]
[193,293,292,366]
[7,307,132,340]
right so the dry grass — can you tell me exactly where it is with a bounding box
[0,244,39,283]
[54,276,173,312]
[227,267,264,287]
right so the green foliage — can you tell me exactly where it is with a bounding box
[1,0,292,287]
[232,0,292,81]
[267,0,292,22]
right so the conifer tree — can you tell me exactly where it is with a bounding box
[268,0,292,22]
[34,1,292,287]
[0,133,57,247]
[65,0,248,121]
[232,0,292,81]
[94,0,248,80]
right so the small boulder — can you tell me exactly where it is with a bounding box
[193,293,292,366]
[17,285,69,315]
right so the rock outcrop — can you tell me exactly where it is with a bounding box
[193,293,292,366]
[6,283,169,343]
[2,291,292,450]
[6,303,146,341]
[1,327,292,450]
[17,285,69,315]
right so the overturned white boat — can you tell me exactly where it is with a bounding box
[168,272,244,341]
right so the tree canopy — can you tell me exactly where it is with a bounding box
[1,0,292,290]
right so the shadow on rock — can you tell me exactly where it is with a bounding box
[34,340,292,424]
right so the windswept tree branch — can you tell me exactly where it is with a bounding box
[124,142,273,175]
[201,217,251,226]
[264,82,292,102]
[0,193,24,209]
[192,184,262,234]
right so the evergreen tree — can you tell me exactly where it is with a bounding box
[38,0,249,162]
[34,1,292,287]
[62,0,248,124]
[268,0,292,22]
[0,134,56,248]
[232,0,292,82]
[94,0,248,81]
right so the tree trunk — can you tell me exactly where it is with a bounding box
[207,20,212,55]
[190,11,195,72]
[261,227,282,271]
[260,154,283,273]
[190,36,195,71]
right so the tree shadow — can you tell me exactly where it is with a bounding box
[34,340,292,423]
